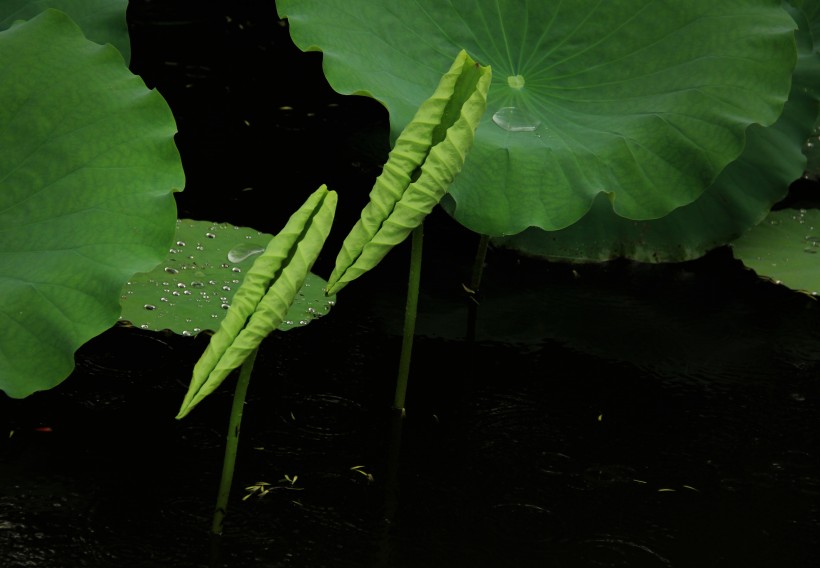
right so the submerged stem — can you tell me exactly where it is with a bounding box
[466,234,489,342]
[393,224,424,413]
[211,346,259,537]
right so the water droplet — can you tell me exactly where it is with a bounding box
[222,285,231,291]
[196,245,204,251]
[221,303,230,309]
[169,248,179,254]
[182,330,193,336]
[298,320,308,326]
[492,107,540,132]
[160,297,169,302]
[140,324,149,329]
[211,314,219,318]
[172,291,181,296]
[144,304,156,310]
[164,267,179,274]
[183,290,192,295]
[206,232,216,239]
[190,281,205,288]
[177,282,187,288]
[232,267,242,273]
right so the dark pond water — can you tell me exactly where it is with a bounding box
[3,2,820,567]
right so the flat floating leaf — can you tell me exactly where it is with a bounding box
[0,10,182,398]
[119,220,336,335]
[732,208,820,294]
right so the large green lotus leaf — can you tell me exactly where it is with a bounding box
[119,219,336,335]
[0,0,129,62]
[0,10,183,398]
[731,208,820,294]
[495,3,820,262]
[278,0,796,235]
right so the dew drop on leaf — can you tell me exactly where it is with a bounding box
[492,107,540,132]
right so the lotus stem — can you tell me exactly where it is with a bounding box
[466,234,489,341]
[211,346,258,537]
[393,224,424,413]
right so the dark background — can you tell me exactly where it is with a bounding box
[1,2,819,567]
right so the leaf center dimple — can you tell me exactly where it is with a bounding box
[507,74,525,89]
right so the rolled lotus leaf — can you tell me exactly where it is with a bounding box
[177,186,337,418]
[325,50,491,295]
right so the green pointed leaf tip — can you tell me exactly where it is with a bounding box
[279,0,797,235]
[326,50,491,295]
[177,186,337,418]
[0,9,182,398]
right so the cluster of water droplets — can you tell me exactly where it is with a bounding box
[119,220,335,335]
[803,126,820,180]
[119,221,266,334]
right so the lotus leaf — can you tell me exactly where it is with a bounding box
[0,9,183,398]
[495,1,820,262]
[731,208,820,294]
[277,0,796,237]
[0,0,130,62]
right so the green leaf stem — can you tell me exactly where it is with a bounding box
[326,50,491,295]
[177,186,337,418]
